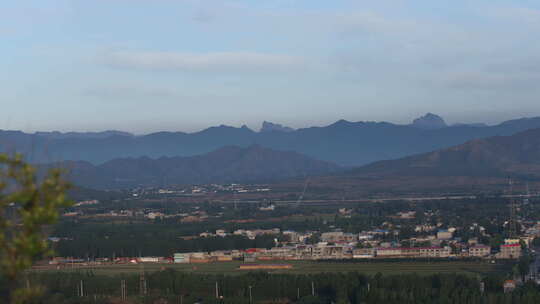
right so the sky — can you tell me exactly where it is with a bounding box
[2,0,540,134]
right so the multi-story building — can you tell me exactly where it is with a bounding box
[497,243,522,259]
[353,248,376,259]
[375,247,450,258]
[468,245,491,257]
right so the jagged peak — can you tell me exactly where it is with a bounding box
[411,113,447,129]
[260,121,294,133]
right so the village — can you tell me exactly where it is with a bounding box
[49,222,533,266]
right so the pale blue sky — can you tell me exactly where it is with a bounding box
[2,0,540,134]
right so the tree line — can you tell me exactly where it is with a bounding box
[7,270,540,304]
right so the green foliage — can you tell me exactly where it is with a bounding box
[25,270,540,304]
[518,255,532,280]
[0,154,71,304]
[53,228,275,258]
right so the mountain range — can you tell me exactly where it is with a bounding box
[55,145,340,189]
[4,115,540,167]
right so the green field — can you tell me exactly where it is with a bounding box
[34,260,511,276]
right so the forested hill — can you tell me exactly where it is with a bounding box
[3,115,540,166]
[53,145,340,189]
[350,127,540,179]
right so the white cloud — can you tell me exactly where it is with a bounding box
[101,51,306,72]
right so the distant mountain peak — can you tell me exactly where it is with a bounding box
[201,124,254,133]
[411,113,447,129]
[260,121,294,133]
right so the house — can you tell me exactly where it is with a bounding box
[503,280,516,293]
[396,211,416,219]
[358,233,373,240]
[467,238,479,246]
[437,229,453,240]
[415,225,436,232]
[138,257,160,263]
[146,212,164,220]
[259,205,275,211]
[368,229,390,236]
[339,208,352,215]
[321,232,344,242]
[243,253,256,262]
[215,229,227,237]
[173,253,190,263]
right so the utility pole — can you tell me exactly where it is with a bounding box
[215,281,219,299]
[297,287,300,300]
[480,281,485,294]
[311,281,315,296]
[140,270,147,296]
[80,280,84,297]
[121,280,126,301]
[249,285,253,304]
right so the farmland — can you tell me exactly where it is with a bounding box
[33,260,510,277]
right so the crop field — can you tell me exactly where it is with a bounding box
[33,260,511,277]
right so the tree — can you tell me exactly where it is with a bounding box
[517,255,532,281]
[306,233,321,245]
[532,237,540,248]
[0,154,71,304]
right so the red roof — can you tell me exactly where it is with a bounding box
[244,248,261,253]
[501,243,520,247]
